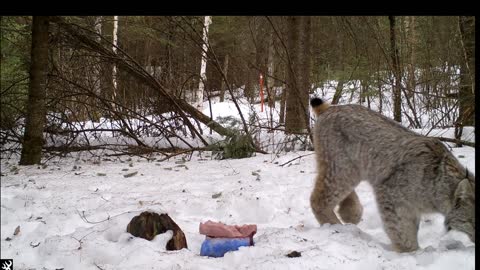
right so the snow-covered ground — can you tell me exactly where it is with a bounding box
[0,144,475,269]
[1,83,475,269]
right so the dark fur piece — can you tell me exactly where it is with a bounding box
[310,97,324,107]
[127,211,188,250]
[310,98,330,116]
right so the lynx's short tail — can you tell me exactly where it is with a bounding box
[310,98,330,116]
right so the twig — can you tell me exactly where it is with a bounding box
[156,147,206,162]
[279,153,315,167]
[77,209,111,224]
[72,227,110,250]
[223,160,239,176]
[94,262,105,270]
[436,137,475,147]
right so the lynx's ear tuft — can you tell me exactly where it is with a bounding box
[310,97,324,107]
[310,98,330,116]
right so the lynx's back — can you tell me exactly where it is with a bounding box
[314,104,449,185]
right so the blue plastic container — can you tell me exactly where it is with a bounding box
[200,237,252,257]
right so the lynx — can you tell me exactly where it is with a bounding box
[309,98,475,252]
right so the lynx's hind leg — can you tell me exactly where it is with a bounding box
[310,170,361,225]
[310,174,342,224]
[338,191,363,224]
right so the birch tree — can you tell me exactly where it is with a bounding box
[112,16,119,102]
[195,16,212,110]
[94,16,102,95]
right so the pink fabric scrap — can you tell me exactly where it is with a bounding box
[199,220,257,238]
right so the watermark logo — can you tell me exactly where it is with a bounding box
[1,259,13,270]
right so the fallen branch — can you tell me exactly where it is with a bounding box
[44,145,107,153]
[156,147,206,162]
[94,263,105,270]
[436,137,475,147]
[279,153,315,167]
[77,209,110,224]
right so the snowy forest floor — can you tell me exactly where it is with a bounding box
[0,143,475,269]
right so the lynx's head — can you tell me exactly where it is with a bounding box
[445,162,475,243]
[310,98,330,116]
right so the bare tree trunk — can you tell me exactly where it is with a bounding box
[454,16,475,146]
[405,16,418,127]
[458,16,475,95]
[285,16,311,134]
[163,24,175,92]
[266,31,275,129]
[389,16,402,123]
[331,80,344,105]
[377,68,383,114]
[331,21,344,106]
[279,64,287,124]
[285,16,301,133]
[20,16,50,165]
[219,54,229,102]
[254,17,270,109]
[458,63,475,126]
[244,58,257,103]
[360,79,368,104]
[367,90,371,109]
[405,16,416,100]
[267,30,275,109]
[457,16,475,126]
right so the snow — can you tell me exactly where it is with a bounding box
[1,146,475,269]
[1,82,475,269]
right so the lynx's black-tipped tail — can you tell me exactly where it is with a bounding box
[310,97,330,116]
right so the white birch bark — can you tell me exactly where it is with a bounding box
[195,16,212,110]
[112,16,119,100]
[94,16,102,96]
